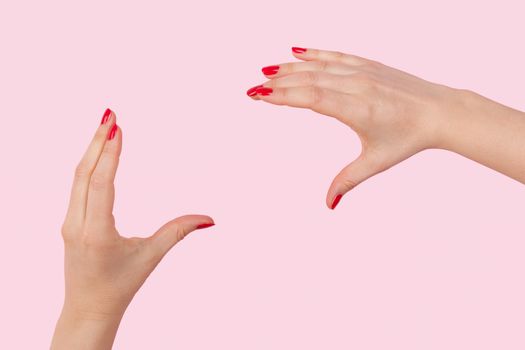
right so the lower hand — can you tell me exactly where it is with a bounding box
[51,109,214,349]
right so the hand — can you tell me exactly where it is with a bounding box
[51,109,215,350]
[247,47,470,209]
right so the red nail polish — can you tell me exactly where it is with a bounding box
[108,124,118,140]
[292,47,307,54]
[330,194,343,209]
[262,65,280,76]
[255,87,273,96]
[196,223,215,229]
[100,108,112,125]
[247,85,263,97]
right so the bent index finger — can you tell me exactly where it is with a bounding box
[65,109,116,227]
[254,86,359,126]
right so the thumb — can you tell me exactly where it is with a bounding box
[326,153,385,210]
[147,214,214,259]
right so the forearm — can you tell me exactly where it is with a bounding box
[50,306,123,350]
[437,89,525,183]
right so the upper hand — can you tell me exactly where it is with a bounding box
[247,47,465,209]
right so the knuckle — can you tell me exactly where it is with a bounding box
[341,177,358,191]
[308,86,324,107]
[302,71,318,85]
[61,233,75,244]
[365,59,383,69]
[101,144,117,157]
[89,173,110,192]
[332,51,345,60]
[339,53,362,66]
[61,220,73,234]
[175,225,188,242]
[318,60,329,71]
[354,100,379,127]
[74,163,90,180]
[61,220,79,242]
[281,86,289,100]
[353,55,375,66]
[353,72,380,92]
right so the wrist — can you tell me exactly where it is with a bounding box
[430,86,481,151]
[61,285,132,322]
[51,304,124,350]
[60,304,124,325]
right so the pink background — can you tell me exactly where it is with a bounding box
[1,0,525,348]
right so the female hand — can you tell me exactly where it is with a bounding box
[247,47,525,208]
[51,109,215,350]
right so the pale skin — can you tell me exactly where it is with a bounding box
[50,110,214,349]
[52,47,525,348]
[248,47,525,209]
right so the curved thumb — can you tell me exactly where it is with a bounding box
[326,154,383,209]
[147,214,214,259]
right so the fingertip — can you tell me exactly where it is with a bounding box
[196,222,215,230]
[112,125,123,150]
[177,214,214,229]
[329,193,343,210]
[196,215,215,229]
[262,65,280,76]
[100,108,112,125]
[247,84,264,98]
[108,123,119,141]
[149,214,214,251]
[292,46,308,54]
[254,87,273,96]
[108,108,117,123]
[100,108,116,127]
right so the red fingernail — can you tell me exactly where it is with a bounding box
[262,65,280,76]
[100,108,112,125]
[196,223,215,230]
[330,194,343,209]
[255,87,273,96]
[292,47,307,54]
[247,85,263,97]
[108,124,118,140]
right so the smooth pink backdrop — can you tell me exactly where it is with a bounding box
[1,1,524,349]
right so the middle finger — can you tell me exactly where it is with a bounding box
[261,61,358,79]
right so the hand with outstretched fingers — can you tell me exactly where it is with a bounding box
[51,109,215,350]
[248,47,525,209]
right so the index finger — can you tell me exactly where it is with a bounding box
[64,109,116,227]
[291,47,377,66]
